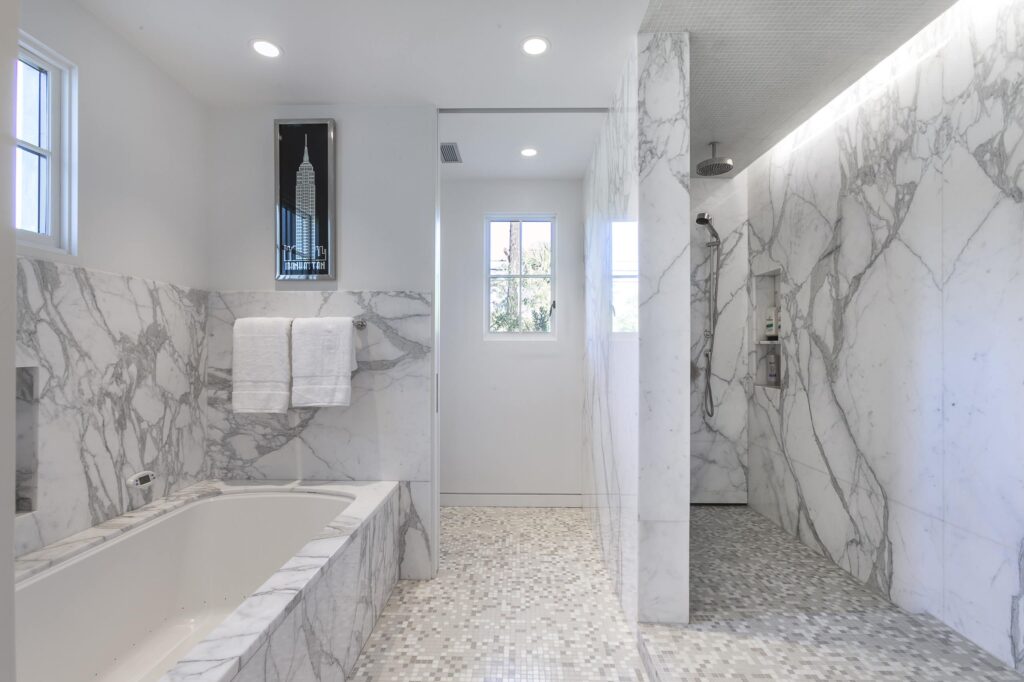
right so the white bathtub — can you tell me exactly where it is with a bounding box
[14,480,400,682]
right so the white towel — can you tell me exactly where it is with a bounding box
[232,317,293,414]
[291,317,358,407]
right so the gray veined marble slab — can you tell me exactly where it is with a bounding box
[14,256,209,557]
[205,289,436,580]
[637,30,691,624]
[746,0,1024,671]
[205,290,431,484]
[14,255,438,583]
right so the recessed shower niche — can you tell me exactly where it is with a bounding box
[15,366,38,513]
[753,271,782,389]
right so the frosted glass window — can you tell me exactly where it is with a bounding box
[486,219,555,334]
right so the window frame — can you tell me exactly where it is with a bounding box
[483,214,557,339]
[16,33,77,255]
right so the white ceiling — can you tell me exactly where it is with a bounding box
[75,0,647,108]
[74,0,961,178]
[642,0,959,176]
[438,113,605,181]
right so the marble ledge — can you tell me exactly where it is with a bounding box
[14,479,397,584]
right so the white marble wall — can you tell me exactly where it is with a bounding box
[582,42,640,624]
[13,259,436,581]
[746,0,1024,669]
[14,257,209,556]
[637,31,691,624]
[583,31,693,626]
[690,176,749,503]
[205,291,435,579]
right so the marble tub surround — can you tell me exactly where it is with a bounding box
[745,0,1024,669]
[206,290,435,579]
[582,41,640,623]
[637,31,691,623]
[163,480,400,682]
[690,176,749,504]
[14,256,209,557]
[12,254,437,582]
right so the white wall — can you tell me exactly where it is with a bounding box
[440,179,584,505]
[206,105,437,293]
[19,0,211,289]
[1,0,19,672]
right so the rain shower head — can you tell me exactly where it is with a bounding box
[696,142,734,177]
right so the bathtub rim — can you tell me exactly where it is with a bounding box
[15,478,399,682]
[14,479,387,583]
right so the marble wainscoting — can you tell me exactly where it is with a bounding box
[582,41,639,623]
[14,257,209,557]
[637,31,691,623]
[205,290,434,579]
[746,0,1024,670]
[690,175,749,503]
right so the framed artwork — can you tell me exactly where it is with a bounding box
[275,119,336,280]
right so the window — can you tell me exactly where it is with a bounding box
[611,221,638,332]
[16,36,76,254]
[487,218,555,334]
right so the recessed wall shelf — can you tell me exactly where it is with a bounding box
[753,270,782,389]
[15,366,38,514]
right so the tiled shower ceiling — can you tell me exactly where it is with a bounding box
[642,0,958,176]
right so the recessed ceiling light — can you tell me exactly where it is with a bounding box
[521,37,549,56]
[521,148,538,158]
[251,40,281,58]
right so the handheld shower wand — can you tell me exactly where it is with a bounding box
[696,213,721,418]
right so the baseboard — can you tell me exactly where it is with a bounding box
[441,493,582,508]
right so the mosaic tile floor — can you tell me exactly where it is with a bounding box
[640,505,1021,682]
[352,505,1020,681]
[350,507,646,681]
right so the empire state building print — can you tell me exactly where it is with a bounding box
[275,119,337,280]
[294,136,317,261]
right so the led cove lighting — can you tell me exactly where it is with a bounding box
[252,40,281,58]
[520,148,538,158]
[521,37,549,56]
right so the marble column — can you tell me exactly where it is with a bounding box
[637,31,691,624]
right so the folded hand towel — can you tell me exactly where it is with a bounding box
[232,317,293,414]
[291,317,358,407]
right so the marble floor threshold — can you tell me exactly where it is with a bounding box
[350,505,1020,681]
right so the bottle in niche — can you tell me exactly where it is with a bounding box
[765,310,778,340]
[766,350,779,385]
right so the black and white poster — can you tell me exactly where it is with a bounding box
[275,119,336,280]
